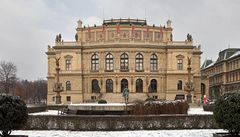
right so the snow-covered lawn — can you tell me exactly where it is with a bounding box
[30,110,59,115]
[30,107,213,115]
[70,103,129,106]
[188,107,213,115]
[12,129,225,137]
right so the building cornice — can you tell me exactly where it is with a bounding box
[53,45,195,50]
[54,46,82,50]
[46,51,56,55]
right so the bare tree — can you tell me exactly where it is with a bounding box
[0,61,17,95]
[15,79,47,104]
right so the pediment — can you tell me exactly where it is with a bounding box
[64,55,73,58]
[176,54,185,58]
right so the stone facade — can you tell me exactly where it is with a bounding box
[46,19,202,105]
[201,48,240,99]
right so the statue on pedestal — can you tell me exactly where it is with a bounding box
[122,86,129,104]
[185,57,194,103]
[53,57,63,104]
[75,33,78,42]
[187,33,193,42]
[55,34,62,43]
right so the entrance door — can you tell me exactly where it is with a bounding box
[121,79,128,92]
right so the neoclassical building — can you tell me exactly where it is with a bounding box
[201,48,240,99]
[46,18,202,105]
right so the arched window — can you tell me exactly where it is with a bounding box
[150,54,158,71]
[121,79,128,92]
[136,79,143,93]
[92,79,100,93]
[66,59,72,70]
[177,80,182,90]
[120,53,129,71]
[66,81,71,91]
[149,79,157,93]
[91,54,99,71]
[135,53,143,71]
[106,79,113,93]
[105,53,114,71]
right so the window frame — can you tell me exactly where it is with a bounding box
[66,81,71,91]
[120,53,129,71]
[106,79,113,93]
[92,79,100,93]
[121,79,128,92]
[65,59,72,71]
[135,53,144,71]
[150,54,158,71]
[91,54,99,71]
[177,59,183,70]
[149,79,157,93]
[136,79,143,93]
[105,53,114,71]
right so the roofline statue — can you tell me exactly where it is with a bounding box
[75,33,78,42]
[187,33,193,42]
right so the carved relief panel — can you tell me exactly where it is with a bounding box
[134,30,142,40]
[85,32,95,41]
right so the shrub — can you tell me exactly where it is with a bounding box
[0,95,28,137]
[203,102,214,112]
[97,99,107,104]
[145,98,156,102]
[214,92,240,136]
[130,100,189,115]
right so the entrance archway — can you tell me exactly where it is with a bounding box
[121,79,128,92]
[201,83,206,99]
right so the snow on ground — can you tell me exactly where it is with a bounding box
[12,129,225,137]
[70,103,129,106]
[188,107,213,115]
[30,107,213,115]
[30,110,59,115]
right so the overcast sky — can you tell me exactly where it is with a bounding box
[0,0,240,80]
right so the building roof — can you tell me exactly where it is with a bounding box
[216,48,240,63]
[201,59,214,69]
[103,18,147,26]
[202,48,240,70]
[228,51,240,60]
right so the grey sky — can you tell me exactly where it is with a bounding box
[0,0,240,80]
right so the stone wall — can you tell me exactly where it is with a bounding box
[27,104,47,113]
[24,115,218,130]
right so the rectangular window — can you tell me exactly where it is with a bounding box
[66,96,71,102]
[66,59,72,70]
[177,59,183,70]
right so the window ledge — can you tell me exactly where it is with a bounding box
[148,91,157,93]
[105,70,114,72]
[90,70,99,72]
[120,69,129,72]
[135,69,144,72]
[150,70,159,72]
